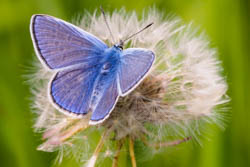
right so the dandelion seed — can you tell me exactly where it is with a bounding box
[29,8,229,167]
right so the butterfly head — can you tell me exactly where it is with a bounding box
[114,40,124,50]
[113,22,153,50]
[100,7,153,51]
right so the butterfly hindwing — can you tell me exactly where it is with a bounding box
[30,14,108,69]
[118,48,155,95]
[50,64,100,115]
[89,76,119,124]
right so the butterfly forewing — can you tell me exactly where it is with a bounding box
[118,48,155,95]
[30,15,108,69]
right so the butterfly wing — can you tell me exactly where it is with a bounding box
[30,14,108,70]
[50,64,100,116]
[118,48,155,96]
[89,76,119,124]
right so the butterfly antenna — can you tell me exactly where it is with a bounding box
[100,6,115,44]
[122,22,154,44]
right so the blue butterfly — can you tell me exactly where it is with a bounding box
[30,14,155,125]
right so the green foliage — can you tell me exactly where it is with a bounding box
[0,0,249,166]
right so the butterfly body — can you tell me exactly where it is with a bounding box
[30,14,155,124]
[89,46,121,111]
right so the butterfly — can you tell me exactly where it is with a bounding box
[30,14,155,125]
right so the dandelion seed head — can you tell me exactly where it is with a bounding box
[29,8,229,166]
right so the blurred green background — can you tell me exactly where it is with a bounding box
[0,0,249,167]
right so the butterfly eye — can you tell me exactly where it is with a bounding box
[118,45,123,50]
[114,44,123,50]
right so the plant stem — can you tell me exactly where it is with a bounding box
[112,140,124,167]
[129,137,137,167]
[86,129,110,167]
